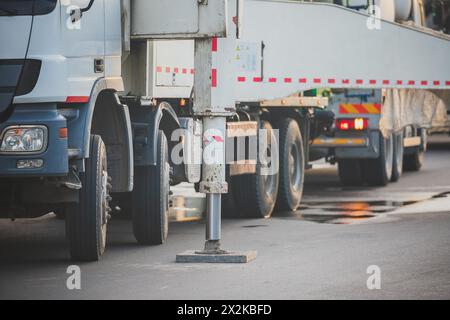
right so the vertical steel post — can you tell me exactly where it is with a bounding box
[176,5,257,263]
[193,38,228,254]
[206,193,221,241]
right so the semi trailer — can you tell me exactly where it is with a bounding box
[310,0,450,186]
[0,0,449,261]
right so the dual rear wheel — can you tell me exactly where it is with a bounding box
[225,118,305,219]
[229,121,279,219]
[338,130,409,187]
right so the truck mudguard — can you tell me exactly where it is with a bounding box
[130,101,180,167]
[68,78,133,192]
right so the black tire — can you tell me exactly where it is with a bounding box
[338,159,364,186]
[362,132,393,186]
[221,183,239,219]
[404,129,426,172]
[221,169,239,219]
[232,121,279,219]
[391,131,404,182]
[66,135,110,261]
[132,130,169,245]
[54,207,66,220]
[275,118,305,211]
[404,150,424,171]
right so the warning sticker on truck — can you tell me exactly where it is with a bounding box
[235,41,259,73]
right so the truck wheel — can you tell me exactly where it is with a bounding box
[54,207,66,220]
[404,129,426,172]
[66,135,110,261]
[391,131,404,182]
[232,121,279,218]
[132,130,169,245]
[221,184,239,219]
[338,159,364,186]
[362,132,394,186]
[221,170,239,219]
[275,118,304,211]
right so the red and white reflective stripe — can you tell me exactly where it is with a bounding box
[211,37,218,52]
[211,68,217,88]
[235,77,450,87]
[66,96,89,103]
[155,66,194,75]
[211,37,218,88]
[153,64,450,89]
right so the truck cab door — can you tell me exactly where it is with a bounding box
[61,0,105,81]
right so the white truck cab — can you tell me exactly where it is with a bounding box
[1,0,122,106]
[0,0,130,261]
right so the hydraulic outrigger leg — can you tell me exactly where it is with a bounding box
[204,194,224,254]
[176,39,257,263]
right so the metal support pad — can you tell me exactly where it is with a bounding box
[176,250,257,263]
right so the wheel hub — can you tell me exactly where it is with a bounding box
[289,143,301,192]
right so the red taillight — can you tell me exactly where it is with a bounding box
[65,96,90,104]
[336,118,368,131]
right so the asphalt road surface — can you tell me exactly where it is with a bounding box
[1,135,450,300]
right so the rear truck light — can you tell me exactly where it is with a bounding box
[65,96,90,104]
[0,126,47,153]
[336,118,368,131]
[17,159,44,169]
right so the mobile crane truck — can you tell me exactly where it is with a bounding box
[0,0,449,261]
